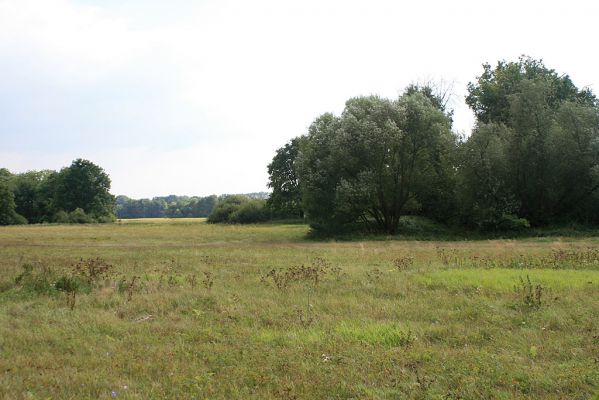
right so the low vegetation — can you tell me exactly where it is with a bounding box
[1,220,599,399]
[208,195,269,224]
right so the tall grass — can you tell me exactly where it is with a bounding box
[0,219,598,399]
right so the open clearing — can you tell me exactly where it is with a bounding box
[1,220,599,399]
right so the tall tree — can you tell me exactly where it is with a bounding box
[267,137,304,218]
[297,92,456,234]
[466,56,596,126]
[12,170,55,223]
[0,176,26,225]
[54,159,115,220]
[463,56,599,226]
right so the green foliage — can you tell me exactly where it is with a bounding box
[53,208,95,224]
[11,170,56,223]
[297,93,457,234]
[54,159,115,221]
[0,159,116,225]
[466,55,596,125]
[230,200,269,223]
[14,263,54,295]
[68,208,93,224]
[208,196,269,224]
[53,210,70,223]
[0,177,27,225]
[497,214,530,231]
[116,195,167,218]
[267,137,304,219]
[54,275,81,293]
[265,56,598,234]
[116,194,220,219]
[461,56,599,228]
[207,195,248,223]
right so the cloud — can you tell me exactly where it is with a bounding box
[1,0,598,197]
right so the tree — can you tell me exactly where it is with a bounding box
[457,123,524,229]
[0,177,27,225]
[267,137,304,218]
[296,92,456,234]
[404,82,455,127]
[462,56,599,227]
[466,56,596,126]
[54,159,115,221]
[12,170,55,223]
[207,195,268,224]
[191,195,217,218]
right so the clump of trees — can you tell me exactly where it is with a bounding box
[460,57,599,228]
[267,56,599,234]
[207,195,269,224]
[0,159,116,225]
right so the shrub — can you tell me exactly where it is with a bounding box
[53,210,70,223]
[230,200,269,223]
[68,208,93,223]
[14,263,54,295]
[95,213,116,223]
[469,208,531,232]
[11,213,28,225]
[207,196,247,223]
[208,196,269,224]
[497,214,530,231]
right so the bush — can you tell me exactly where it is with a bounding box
[11,213,28,225]
[208,196,269,224]
[230,200,269,223]
[95,213,116,223]
[208,196,246,223]
[53,210,70,223]
[466,205,531,233]
[68,208,93,224]
[497,214,530,231]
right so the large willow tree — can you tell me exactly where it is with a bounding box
[296,91,457,234]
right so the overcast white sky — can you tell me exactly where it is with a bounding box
[1,0,597,198]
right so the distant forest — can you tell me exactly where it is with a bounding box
[116,193,268,219]
[0,156,269,224]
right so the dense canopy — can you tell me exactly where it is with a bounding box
[267,57,599,234]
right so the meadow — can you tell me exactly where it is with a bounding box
[1,219,599,399]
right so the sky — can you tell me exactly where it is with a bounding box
[1,0,598,198]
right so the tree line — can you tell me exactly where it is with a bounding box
[3,56,597,231]
[0,159,115,225]
[266,56,599,234]
[116,195,217,219]
[117,193,269,219]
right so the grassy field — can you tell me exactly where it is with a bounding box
[1,219,599,399]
